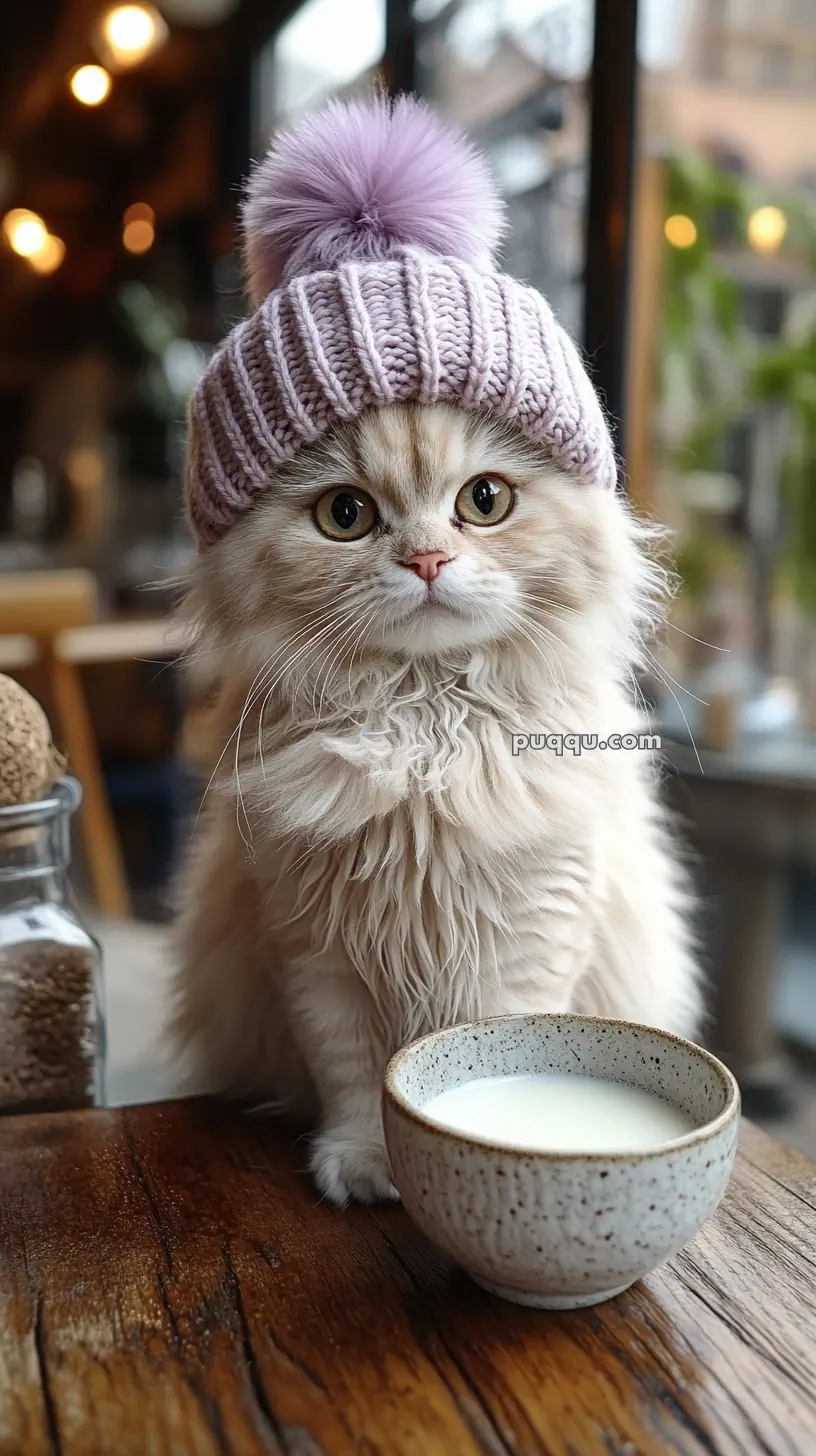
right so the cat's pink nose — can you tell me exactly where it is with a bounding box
[401,551,452,584]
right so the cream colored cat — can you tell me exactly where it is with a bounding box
[173,402,700,1204]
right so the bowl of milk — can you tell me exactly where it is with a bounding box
[382,1014,740,1309]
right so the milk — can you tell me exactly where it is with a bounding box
[422,1073,695,1153]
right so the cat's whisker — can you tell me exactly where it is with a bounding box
[316,602,383,722]
[233,646,312,851]
[184,609,337,682]
[323,608,381,718]
[345,604,382,707]
[522,592,584,620]
[524,589,662,646]
[500,604,571,711]
[476,599,572,729]
[524,590,666,688]
[281,615,352,710]
[627,667,655,727]
[274,585,380,724]
[194,646,284,835]
[308,604,374,720]
[667,622,730,652]
[509,597,575,651]
[288,604,369,719]
[642,657,705,774]
[231,599,361,842]
[641,645,709,708]
[259,596,362,710]
[204,601,339,765]
[234,618,334,849]
[287,614,356,724]
[255,603,358,781]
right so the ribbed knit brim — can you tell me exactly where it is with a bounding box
[186,246,616,548]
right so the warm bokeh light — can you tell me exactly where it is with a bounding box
[747,205,788,256]
[123,201,155,227]
[100,5,168,67]
[70,64,112,106]
[664,213,698,249]
[123,218,155,254]
[27,235,66,275]
[65,445,105,490]
[2,208,49,258]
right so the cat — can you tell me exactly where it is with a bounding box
[172,400,701,1205]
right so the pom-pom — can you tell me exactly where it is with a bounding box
[243,93,506,304]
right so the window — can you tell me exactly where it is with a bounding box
[414,0,594,327]
[254,0,385,143]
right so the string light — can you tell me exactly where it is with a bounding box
[123,218,155,254]
[70,64,112,106]
[664,214,698,249]
[28,235,66,275]
[98,5,167,68]
[747,205,787,255]
[2,209,49,258]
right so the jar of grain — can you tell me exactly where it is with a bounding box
[0,777,104,1114]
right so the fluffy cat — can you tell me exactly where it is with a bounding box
[173,401,700,1204]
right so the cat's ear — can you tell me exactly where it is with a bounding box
[241,93,506,307]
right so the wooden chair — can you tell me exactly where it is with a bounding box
[0,570,132,918]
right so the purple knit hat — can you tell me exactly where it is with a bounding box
[186,95,617,548]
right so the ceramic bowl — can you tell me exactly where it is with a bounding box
[383,1014,740,1309]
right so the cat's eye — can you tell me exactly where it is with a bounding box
[314,487,378,541]
[454,476,514,527]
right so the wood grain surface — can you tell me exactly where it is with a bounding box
[1,1101,815,1456]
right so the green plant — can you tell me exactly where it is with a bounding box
[660,154,816,610]
[660,154,746,435]
[753,329,816,611]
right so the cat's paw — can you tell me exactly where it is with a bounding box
[310,1128,399,1206]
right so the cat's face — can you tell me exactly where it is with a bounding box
[194,403,648,673]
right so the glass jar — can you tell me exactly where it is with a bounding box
[0,777,104,1114]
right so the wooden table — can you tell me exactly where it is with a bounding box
[1,1101,815,1456]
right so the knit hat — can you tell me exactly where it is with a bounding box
[186,94,617,549]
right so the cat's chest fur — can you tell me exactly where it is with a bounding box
[245,663,591,857]
[266,679,595,1035]
[236,659,603,1039]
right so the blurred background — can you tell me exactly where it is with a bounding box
[1,0,815,1139]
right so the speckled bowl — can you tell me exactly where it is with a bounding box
[383,1014,740,1309]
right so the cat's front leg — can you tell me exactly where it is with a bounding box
[483,847,595,1017]
[282,953,398,1205]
